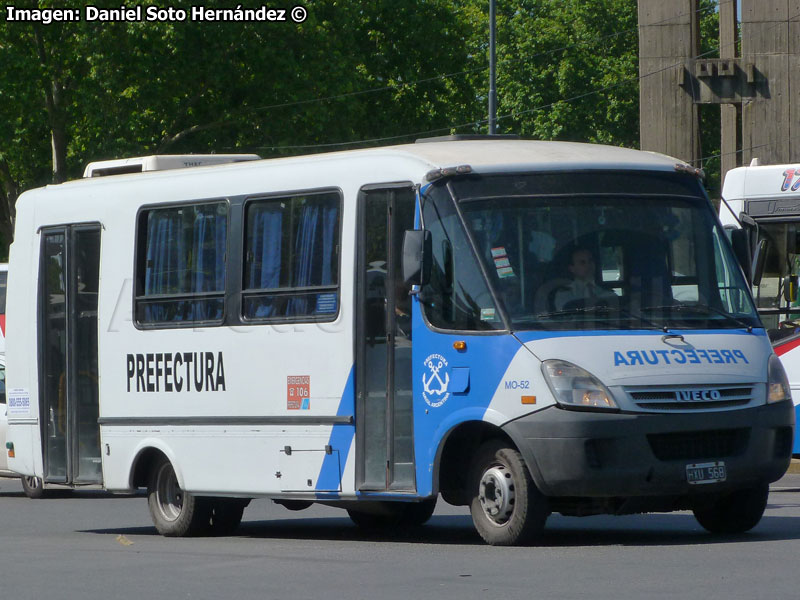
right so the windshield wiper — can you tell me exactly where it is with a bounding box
[534,305,667,331]
[641,303,754,332]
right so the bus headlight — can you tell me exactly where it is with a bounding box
[767,354,792,404]
[541,360,618,411]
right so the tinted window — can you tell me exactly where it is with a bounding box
[243,191,340,321]
[136,202,228,325]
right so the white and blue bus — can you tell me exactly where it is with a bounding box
[5,138,793,545]
[720,161,800,453]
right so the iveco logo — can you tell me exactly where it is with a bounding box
[676,389,722,402]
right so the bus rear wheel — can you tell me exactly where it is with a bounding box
[147,458,208,537]
[206,498,248,536]
[469,440,549,546]
[692,483,769,534]
[402,497,437,526]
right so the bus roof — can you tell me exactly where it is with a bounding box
[389,139,683,173]
[16,141,697,230]
[45,140,686,192]
[722,162,800,201]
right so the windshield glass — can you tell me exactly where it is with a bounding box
[423,171,759,331]
[752,220,800,341]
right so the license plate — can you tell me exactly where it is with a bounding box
[686,461,726,484]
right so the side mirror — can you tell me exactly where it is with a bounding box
[402,230,432,286]
[729,228,753,285]
[784,275,799,304]
[751,238,768,287]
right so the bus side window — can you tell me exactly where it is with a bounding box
[242,191,341,322]
[135,201,228,326]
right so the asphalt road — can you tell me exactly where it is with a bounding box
[2,474,800,600]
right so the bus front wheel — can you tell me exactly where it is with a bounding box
[692,483,769,534]
[469,440,549,546]
[147,458,207,537]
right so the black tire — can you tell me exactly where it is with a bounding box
[274,499,314,512]
[469,440,549,546]
[347,497,438,530]
[206,499,247,536]
[692,483,769,534]
[402,497,437,526]
[147,458,209,537]
[347,506,398,529]
[21,475,45,499]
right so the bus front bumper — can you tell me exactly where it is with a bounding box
[503,401,794,498]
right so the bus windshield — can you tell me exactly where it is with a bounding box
[422,172,760,332]
[751,220,800,338]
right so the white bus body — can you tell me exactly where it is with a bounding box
[721,163,800,453]
[6,139,793,544]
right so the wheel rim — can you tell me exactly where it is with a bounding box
[154,463,183,522]
[24,476,40,490]
[478,465,515,525]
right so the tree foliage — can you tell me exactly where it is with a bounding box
[0,1,721,258]
[480,0,640,145]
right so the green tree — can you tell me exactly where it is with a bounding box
[1,0,728,259]
[0,2,76,247]
[465,0,640,145]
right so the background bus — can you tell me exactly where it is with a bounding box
[720,161,800,452]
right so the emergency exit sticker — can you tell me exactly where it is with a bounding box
[287,376,310,410]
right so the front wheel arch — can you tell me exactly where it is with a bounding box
[435,421,517,506]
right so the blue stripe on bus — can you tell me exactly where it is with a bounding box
[794,404,800,455]
[411,311,525,497]
[315,366,355,498]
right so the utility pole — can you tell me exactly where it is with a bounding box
[718,0,737,185]
[488,0,497,134]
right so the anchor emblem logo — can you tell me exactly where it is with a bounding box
[422,353,450,407]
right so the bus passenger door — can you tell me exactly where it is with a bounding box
[356,185,416,491]
[38,225,102,485]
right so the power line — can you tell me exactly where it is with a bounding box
[696,143,770,165]
[255,6,797,152]
[246,0,725,117]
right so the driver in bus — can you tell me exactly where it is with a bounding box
[553,246,616,311]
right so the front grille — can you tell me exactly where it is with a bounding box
[647,428,749,461]
[627,385,753,411]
